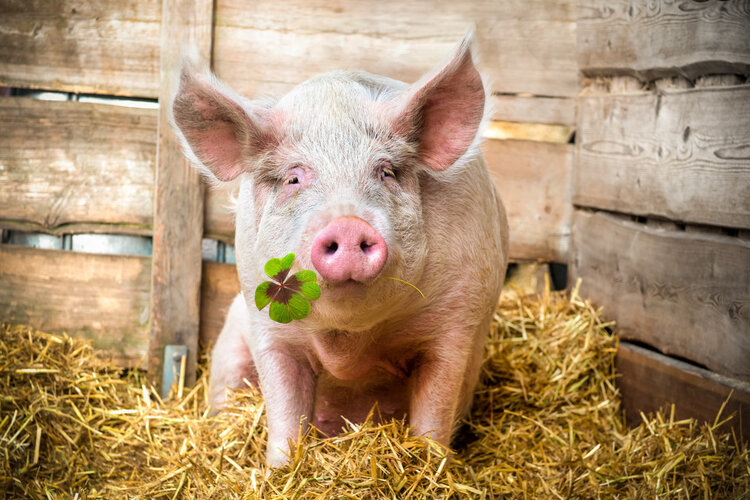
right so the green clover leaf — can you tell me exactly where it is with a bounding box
[254,253,321,323]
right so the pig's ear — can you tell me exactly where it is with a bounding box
[171,62,280,182]
[391,33,485,171]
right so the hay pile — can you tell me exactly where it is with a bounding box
[1,285,748,498]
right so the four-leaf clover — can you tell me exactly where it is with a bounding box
[254,253,321,323]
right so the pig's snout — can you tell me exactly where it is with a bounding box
[311,216,387,283]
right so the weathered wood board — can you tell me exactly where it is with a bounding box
[485,140,572,262]
[0,0,161,97]
[148,0,213,389]
[0,245,150,366]
[491,95,576,126]
[617,341,750,444]
[0,105,572,263]
[205,139,574,262]
[0,97,156,235]
[578,0,750,80]
[575,85,750,230]
[1,1,577,123]
[214,0,578,124]
[572,210,750,381]
[204,186,237,245]
[200,261,242,348]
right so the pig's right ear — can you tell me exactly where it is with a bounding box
[171,64,280,182]
[389,33,485,172]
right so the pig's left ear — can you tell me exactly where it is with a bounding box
[171,61,281,182]
[391,33,485,171]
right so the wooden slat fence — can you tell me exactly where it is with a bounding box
[573,0,750,436]
[0,0,578,382]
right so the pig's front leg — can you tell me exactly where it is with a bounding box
[255,346,315,467]
[409,326,483,450]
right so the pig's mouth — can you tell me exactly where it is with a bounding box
[318,276,382,300]
[322,277,370,290]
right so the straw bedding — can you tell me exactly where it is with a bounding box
[1,284,748,498]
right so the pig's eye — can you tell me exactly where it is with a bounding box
[378,159,396,180]
[283,176,299,185]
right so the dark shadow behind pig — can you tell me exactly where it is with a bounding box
[171,32,509,467]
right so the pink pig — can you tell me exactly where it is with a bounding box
[172,33,509,467]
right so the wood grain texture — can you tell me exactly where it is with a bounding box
[572,210,750,381]
[491,95,576,126]
[0,0,161,97]
[204,186,236,245]
[578,0,750,79]
[200,261,241,348]
[617,341,750,444]
[148,0,213,389]
[204,139,574,262]
[575,85,750,230]
[0,245,150,366]
[213,0,578,116]
[485,140,573,262]
[0,97,156,235]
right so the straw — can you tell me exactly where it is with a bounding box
[1,285,747,498]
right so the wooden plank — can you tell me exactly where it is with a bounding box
[213,0,578,118]
[0,245,150,366]
[0,0,161,97]
[616,341,750,444]
[485,140,573,262]
[205,139,574,263]
[204,186,236,245]
[200,261,242,348]
[0,97,156,235]
[571,210,750,381]
[148,0,213,390]
[491,94,576,126]
[578,0,750,80]
[575,85,750,230]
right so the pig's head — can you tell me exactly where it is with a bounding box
[172,34,486,331]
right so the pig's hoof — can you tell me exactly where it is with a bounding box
[265,444,292,469]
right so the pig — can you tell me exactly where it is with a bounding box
[171,32,509,467]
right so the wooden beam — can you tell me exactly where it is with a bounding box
[213,0,578,121]
[575,85,750,230]
[0,246,150,366]
[571,210,750,381]
[200,261,241,348]
[485,140,573,262]
[0,97,156,235]
[148,0,213,390]
[616,341,750,444]
[0,0,161,97]
[490,94,576,126]
[578,0,750,80]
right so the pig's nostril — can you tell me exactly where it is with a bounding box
[360,241,370,252]
[326,242,338,254]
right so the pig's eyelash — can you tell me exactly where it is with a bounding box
[376,158,397,180]
[283,176,299,185]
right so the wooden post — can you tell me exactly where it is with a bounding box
[148,0,214,391]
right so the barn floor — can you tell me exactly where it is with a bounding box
[1,286,748,499]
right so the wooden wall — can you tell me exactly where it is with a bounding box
[573,0,750,434]
[0,1,577,373]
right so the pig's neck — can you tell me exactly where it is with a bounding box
[309,328,403,381]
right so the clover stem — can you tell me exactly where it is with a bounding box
[385,276,426,300]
